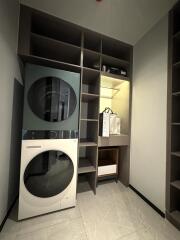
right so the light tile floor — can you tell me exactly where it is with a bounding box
[0,182,179,240]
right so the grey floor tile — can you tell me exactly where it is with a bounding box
[1,182,180,240]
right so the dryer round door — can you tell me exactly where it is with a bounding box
[24,150,74,198]
[28,77,77,122]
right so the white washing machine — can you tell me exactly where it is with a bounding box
[18,138,78,220]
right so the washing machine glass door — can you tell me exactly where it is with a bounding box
[28,77,77,122]
[24,150,74,198]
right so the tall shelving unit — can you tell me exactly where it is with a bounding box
[167,1,180,230]
[18,5,133,195]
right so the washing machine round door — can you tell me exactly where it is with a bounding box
[28,77,77,122]
[24,150,74,198]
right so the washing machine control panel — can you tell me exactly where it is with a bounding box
[22,130,78,139]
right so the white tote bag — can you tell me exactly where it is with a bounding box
[101,112,110,137]
[110,114,121,135]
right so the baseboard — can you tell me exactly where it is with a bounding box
[129,185,165,218]
[0,196,18,232]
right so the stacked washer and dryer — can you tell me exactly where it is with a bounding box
[18,64,80,220]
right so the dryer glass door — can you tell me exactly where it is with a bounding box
[28,77,77,122]
[24,150,74,198]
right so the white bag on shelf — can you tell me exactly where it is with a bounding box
[99,112,110,137]
[100,108,121,137]
[110,114,121,135]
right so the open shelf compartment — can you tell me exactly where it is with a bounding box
[83,49,100,70]
[81,97,99,120]
[82,68,100,95]
[80,121,98,144]
[30,33,81,66]
[98,147,119,177]
[78,146,97,174]
[84,31,101,52]
[31,11,82,47]
[102,36,131,61]
[77,173,96,194]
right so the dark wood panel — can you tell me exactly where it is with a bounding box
[118,146,130,186]
[167,5,180,230]
[18,5,31,55]
[19,55,81,73]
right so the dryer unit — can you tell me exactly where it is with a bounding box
[18,138,78,220]
[23,64,80,131]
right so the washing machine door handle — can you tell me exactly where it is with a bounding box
[26,145,42,149]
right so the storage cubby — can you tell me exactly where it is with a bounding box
[173,10,180,36]
[78,147,97,174]
[172,67,180,92]
[173,39,180,64]
[83,49,100,70]
[98,147,119,178]
[170,155,180,186]
[30,33,81,66]
[102,37,131,61]
[172,96,180,123]
[171,125,180,152]
[80,121,98,143]
[84,31,101,52]
[77,173,96,194]
[31,12,82,47]
[170,187,180,214]
[81,97,99,120]
[82,68,100,95]
[101,54,130,78]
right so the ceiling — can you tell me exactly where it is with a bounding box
[20,0,178,45]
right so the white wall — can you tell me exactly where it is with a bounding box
[130,15,168,212]
[20,0,176,45]
[0,0,22,225]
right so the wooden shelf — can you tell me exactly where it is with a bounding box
[83,67,100,74]
[83,48,100,56]
[79,140,97,147]
[172,122,180,125]
[171,180,180,190]
[78,158,96,174]
[81,93,99,102]
[81,118,98,122]
[20,54,81,73]
[98,135,129,147]
[171,152,180,157]
[172,91,180,96]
